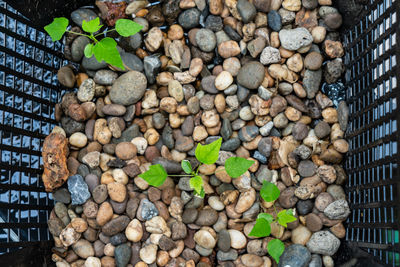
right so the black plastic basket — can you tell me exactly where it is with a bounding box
[0,0,398,266]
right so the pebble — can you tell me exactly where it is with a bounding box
[194,230,217,249]
[268,10,282,31]
[260,46,281,65]
[228,229,247,249]
[178,8,201,29]
[109,71,147,106]
[237,0,257,23]
[278,244,311,267]
[306,231,340,256]
[57,66,76,88]
[323,199,350,220]
[68,175,90,205]
[279,27,313,51]
[72,239,95,259]
[77,78,95,102]
[196,29,217,52]
[237,62,265,89]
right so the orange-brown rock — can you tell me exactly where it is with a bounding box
[324,40,344,59]
[96,1,127,26]
[42,133,69,192]
[295,9,318,30]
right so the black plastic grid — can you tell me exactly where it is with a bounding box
[343,0,400,265]
[0,1,66,254]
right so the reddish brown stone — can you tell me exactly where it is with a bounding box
[42,133,69,192]
[295,9,318,31]
[96,1,127,27]
[68,103,86,122]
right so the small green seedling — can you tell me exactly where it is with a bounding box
[44,17,143,70]
[249,181,297,263]
[139,138,254,197]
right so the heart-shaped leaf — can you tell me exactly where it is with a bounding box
[225,157,254,178]
[260,181,280,202]
[115,19,143,37]
[138,164,168,187]
[44,17,69,41]
[195,138,222,165]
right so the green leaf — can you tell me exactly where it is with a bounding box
[277,209,297,228]
[190,175,203,195]
[115,19,143,37]
[93,37,124,70]
[225,157,254,178]
[181,160,192,174]
[82,17,102,33]
[257,213,274,223]
[267,239,285,264]
[195,138,222,165]
[198,187,205,198]
[84,43,94,58]
[260,181,280,202]
[249,218,271,237]
[44,17,69,41]
[138,164,168,187]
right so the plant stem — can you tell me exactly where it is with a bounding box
[168,174,193,177]
[94,29,116,37]
[273,204,278,218]
[65,30,89,37]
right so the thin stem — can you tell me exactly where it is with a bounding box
[272,204,278,219]
[65,30,89,37]
[94,28,116,37]
[168,174,193,177]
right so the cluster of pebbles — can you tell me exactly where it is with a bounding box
[45,0,350,267]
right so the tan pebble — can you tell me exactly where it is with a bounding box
[135,262,148,267]
[112,168,128,185]
[286,53,303,73]
[282,0,301,11]
[218,40,240,58]
[193,126,208,141]
[215,71,233,90]
[126,219,143,242]
[223,57,241,76]
[333,139,349,153]
[201,109,220,127]
[160,97,178,113]
[169,113,183,128]
[199,164,216,175]
[270,32,280,48]
[168,24,184,40]
[214,94,226,113]
[145,27,163,52]
[168,80,184,102]
[188,58,203,77]
[169,240,184,258]
[107,182,126,202]
[96,202,113,226]
[157,72,174,86]
[115,142,137,160]
[293,83,307,98]
[101,256,115,267]
[291,225,312,245]
[209,0,224,15]
[134,176,150,190]
[71,218,88,233]
[322,107,338,123]
[156,250,169,266]
[324,40,344,58]
[285,107,302,121]
[69,132,87,148]
[319,0,332,4]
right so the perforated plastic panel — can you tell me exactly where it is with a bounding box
[0,1,66,254]
[343,0,400,265]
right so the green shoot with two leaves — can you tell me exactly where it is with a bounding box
[44,17,143,70]
[139,138,254,197]
[249,181,297,263]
